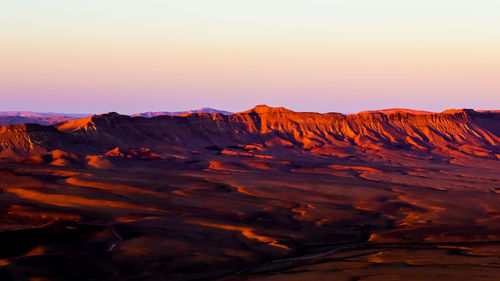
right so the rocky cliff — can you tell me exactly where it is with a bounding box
[1,105,499,161]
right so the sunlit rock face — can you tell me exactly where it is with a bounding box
[0,106,500,280]
[2,105,500,160]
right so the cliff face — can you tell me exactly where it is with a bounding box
[1,105,499,160]
[0,124,70,158]
[231,106,500,159]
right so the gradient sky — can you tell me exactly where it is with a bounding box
[1,0,499,114]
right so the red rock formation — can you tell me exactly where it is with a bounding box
[0,105,498,161]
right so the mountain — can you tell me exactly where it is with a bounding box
[0,111,88,118]
[356,108,435,115]
[2,105,500,281]
[131,107,232,117]
[1,105,499,161]
[0,111,88,126]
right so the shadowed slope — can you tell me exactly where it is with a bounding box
[0,124,70,159]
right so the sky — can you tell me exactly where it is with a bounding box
[1,0,499,114]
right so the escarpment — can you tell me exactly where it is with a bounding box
[0,106,499,161]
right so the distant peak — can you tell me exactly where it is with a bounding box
[101,112,122,117]
[254,104,271,109]
[88,112,126,120]
[0,111,88,118]
[251,105,272,113]
[441,109,476,114]
[356,108,435,115]
[131,108,232,117]
[245,105,292,114]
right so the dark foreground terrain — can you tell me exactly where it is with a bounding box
[1,106,500,280]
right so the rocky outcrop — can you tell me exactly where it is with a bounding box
[0,124,70,159]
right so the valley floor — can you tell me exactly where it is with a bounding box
[1,153,500,281]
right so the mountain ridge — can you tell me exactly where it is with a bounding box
[131,107,232,117]
[0,105,499,163]
[0,111,88,118]
[0,111,90,127]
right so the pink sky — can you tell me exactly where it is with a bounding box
[1,1,499,114]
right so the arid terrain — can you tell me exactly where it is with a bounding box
[1,105,500,281]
